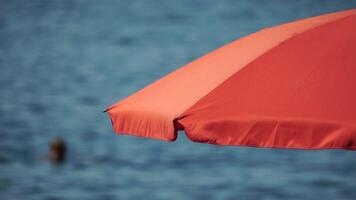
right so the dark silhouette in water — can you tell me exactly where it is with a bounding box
[49,137,66,163]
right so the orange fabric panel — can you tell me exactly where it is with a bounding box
[178,14,356,150]
[107,9,356,142]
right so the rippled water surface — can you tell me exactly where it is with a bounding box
[1,1,356,199]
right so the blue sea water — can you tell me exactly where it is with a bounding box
[0,0,356,199]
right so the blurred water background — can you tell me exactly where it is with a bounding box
[0,0,356,199]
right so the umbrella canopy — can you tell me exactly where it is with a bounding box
[106,9,356,150]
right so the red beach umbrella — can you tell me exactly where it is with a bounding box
[106,9,356,150]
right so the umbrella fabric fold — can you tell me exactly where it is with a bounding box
[106,9,356,150]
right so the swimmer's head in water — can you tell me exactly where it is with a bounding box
[49,137,66,163]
